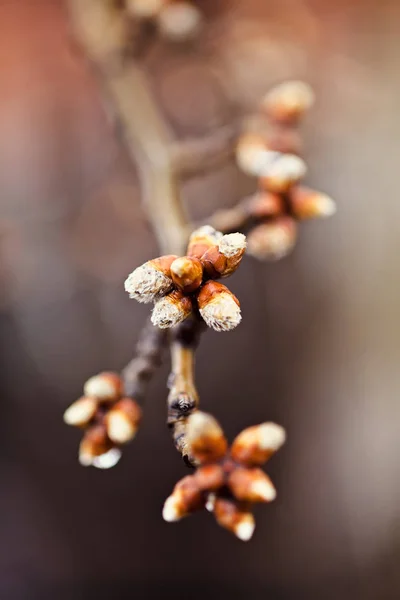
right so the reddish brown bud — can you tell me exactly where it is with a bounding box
[261,81,315,124]
[187,226,222,260]
[194,464,225,492]
[201,233,247,279]
[290,186,337,220]
[163,475,203,522]
[259,154,307,193]
[228,467,276,502]
[247,217,297,261]
[170,256,203,293]
[151,289,193,329]
[83,372,123,402]
[186,412,228,464]
[105,398,142,444]
[244,191,284,220]
[63,397,98,427]
[124,255,177,303]
[213,497,255,541]
[197,281,241,332]
[79,424,113,467]
[231,422,286,466]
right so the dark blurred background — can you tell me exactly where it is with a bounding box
[1,0,400,598]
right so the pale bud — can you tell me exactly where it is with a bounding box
[162,475,203,522]
[106,398,142,444]
[236,133,279,177]
[228,467,276,503]
[261,80,315,123]
[231,422,286,466]
[151,290,192,329]
[260,154,307,193]
[158,2,203,42]
[124,255,177,303]
[186,411,228,464]
[290,186,337,220]
[83,372,123,402]
[78,425,112,467]
[198,281,241,332]
[247,217,297,261]
[63,397,97,427]
[212,497,255,542]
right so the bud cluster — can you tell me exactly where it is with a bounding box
[125,226,247,332]
[63,372,142,469]
[234,80,336,260]
[162,411,286,540]
[126,0,203,42]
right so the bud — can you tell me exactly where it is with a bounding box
[266,124,302,155]
[212,497,255,541]
[162,475,203,522]
[194,464,225,492]
[92,448,122,470]
[63,397,97,427]
[201,233,247,279]
[247,217,297,261]
[236,133,279,177]
[124,255,177,303]
[259,154,307,193]
[151,290,192,329]
[198,281,241,332]
[245,191,284,220]
[105,398,142,444]
[261,80,315,124]
[231,422,286,466]
[127,0,166,19]
[158,2,203,42]
[186,411,228,464]
[170,256,203,293]
[187,226,222,260]
[228,467,276,502]
[290,186,337,220]
[83,372,123,402]
[78,424,112,467]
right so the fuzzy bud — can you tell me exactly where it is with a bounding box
[124,255,177,303]
[78,424,113,467]
[158,2,203,42]
[259,154,307,193]
[187,226,223,260]
[170,256,203,293]
[228,467,276,502]
[186,411,228,464]
[198,281,241,332]
[194,464,225,492]
[162,475,203,522]
[91,448,122,470]
[261,80,315,124]
[105,398,142,444]
[83,372,123,402]
[290,186,337,220]
[245,191,284,219]
[231,422,286,466]
[127,0,166,19]
[212,497,255,541]
[236,133,279,177]
[63,397,97,427]
[201,233,247,279]
[151,290,192,329]
[247,217,297,261]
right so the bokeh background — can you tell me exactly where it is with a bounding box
[1,0,400,598]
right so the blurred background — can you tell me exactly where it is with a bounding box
[1,0,400,598]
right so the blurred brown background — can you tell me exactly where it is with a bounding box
[1,0,400,598]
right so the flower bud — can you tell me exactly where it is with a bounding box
[127,0,166,19]
[151,290,192,329]
[228,467,276,502]
[124,255,177,303]
[63,397,98,427]
[91,448,122,470]
[212,497,255,541]
[231,422,286,466]
[186,411,228,464]
[198,281,241,332]
[259,154,307,193]
[245,191,284,219]
[265,124,303,155]
[236,133,279,177]
[83,372,123,402]
[170,256,203,293]
[261,80,315,124]
[105,398,142,444]
[158,2,203,42]
[201,233,247,279]
[247,217,297,261]
[194,464,225,492]
[187,226,222,260]
[290,186,337,220]
[78,424,113,467]
[162,475,203,522]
